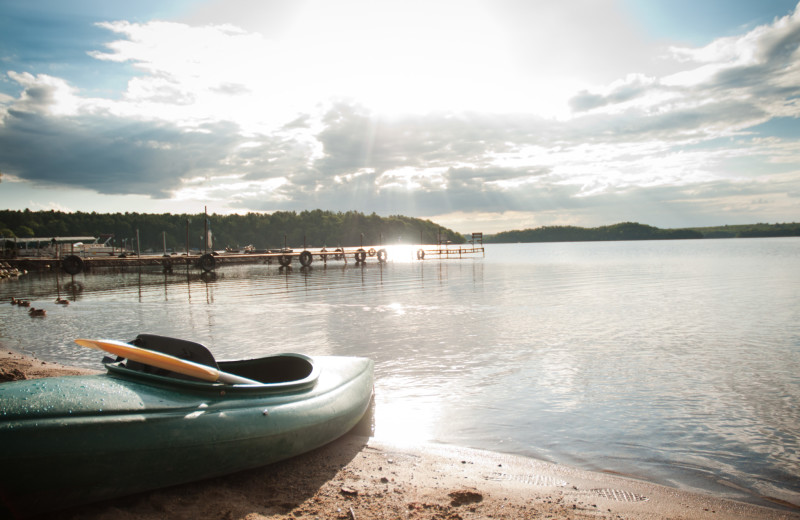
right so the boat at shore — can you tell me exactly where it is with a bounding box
[0,334,374,517]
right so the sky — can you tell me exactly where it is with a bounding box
[1,0,799,233]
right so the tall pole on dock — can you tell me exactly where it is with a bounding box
[136,229,141,257]
[203,206,208,254]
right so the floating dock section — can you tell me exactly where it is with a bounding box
[415,233,485,261]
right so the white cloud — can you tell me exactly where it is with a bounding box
[87,21,307,132]
[6,72,84,116]
[377,167,449,191]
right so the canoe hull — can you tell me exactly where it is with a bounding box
[0,355,373,516]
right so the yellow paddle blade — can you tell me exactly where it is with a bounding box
[75,338,221,382]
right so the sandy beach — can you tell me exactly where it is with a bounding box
[1,348,798,520]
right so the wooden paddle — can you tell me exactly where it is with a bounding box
[75,338,261,385]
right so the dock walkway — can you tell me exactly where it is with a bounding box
[3,239,484,275]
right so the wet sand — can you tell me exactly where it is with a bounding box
[2,348,798,520]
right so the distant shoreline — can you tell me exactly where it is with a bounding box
[484,221,800,243]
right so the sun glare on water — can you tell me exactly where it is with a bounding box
[372,379,442,446]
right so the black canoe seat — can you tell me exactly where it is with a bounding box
[123,334,219,379]
[219,356,314,384]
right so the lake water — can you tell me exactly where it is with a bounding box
[1,238,799,509]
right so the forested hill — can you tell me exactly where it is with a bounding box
[484,222,800,243]
[0,210,465,251]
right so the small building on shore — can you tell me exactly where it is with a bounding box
[1,235,123,258]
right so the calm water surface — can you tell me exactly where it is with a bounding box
[1,239,799,508]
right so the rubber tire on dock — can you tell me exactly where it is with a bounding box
[417,249,425,260]
[299,251,313,267]
[377,248,388,263]
[199,253,216,272]
[62,255,84,275]
[354,249,367,263]
[278,255,292,267]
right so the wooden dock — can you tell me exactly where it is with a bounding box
[3,247,386,274]
[4,234,485,275]
[414,232,485,261]
[414,244,485,261]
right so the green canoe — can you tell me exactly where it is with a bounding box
[0,335,374,516]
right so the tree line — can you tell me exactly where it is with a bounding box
[688,222,800,238]
[0,209,465,252]
[484,221,800,243]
